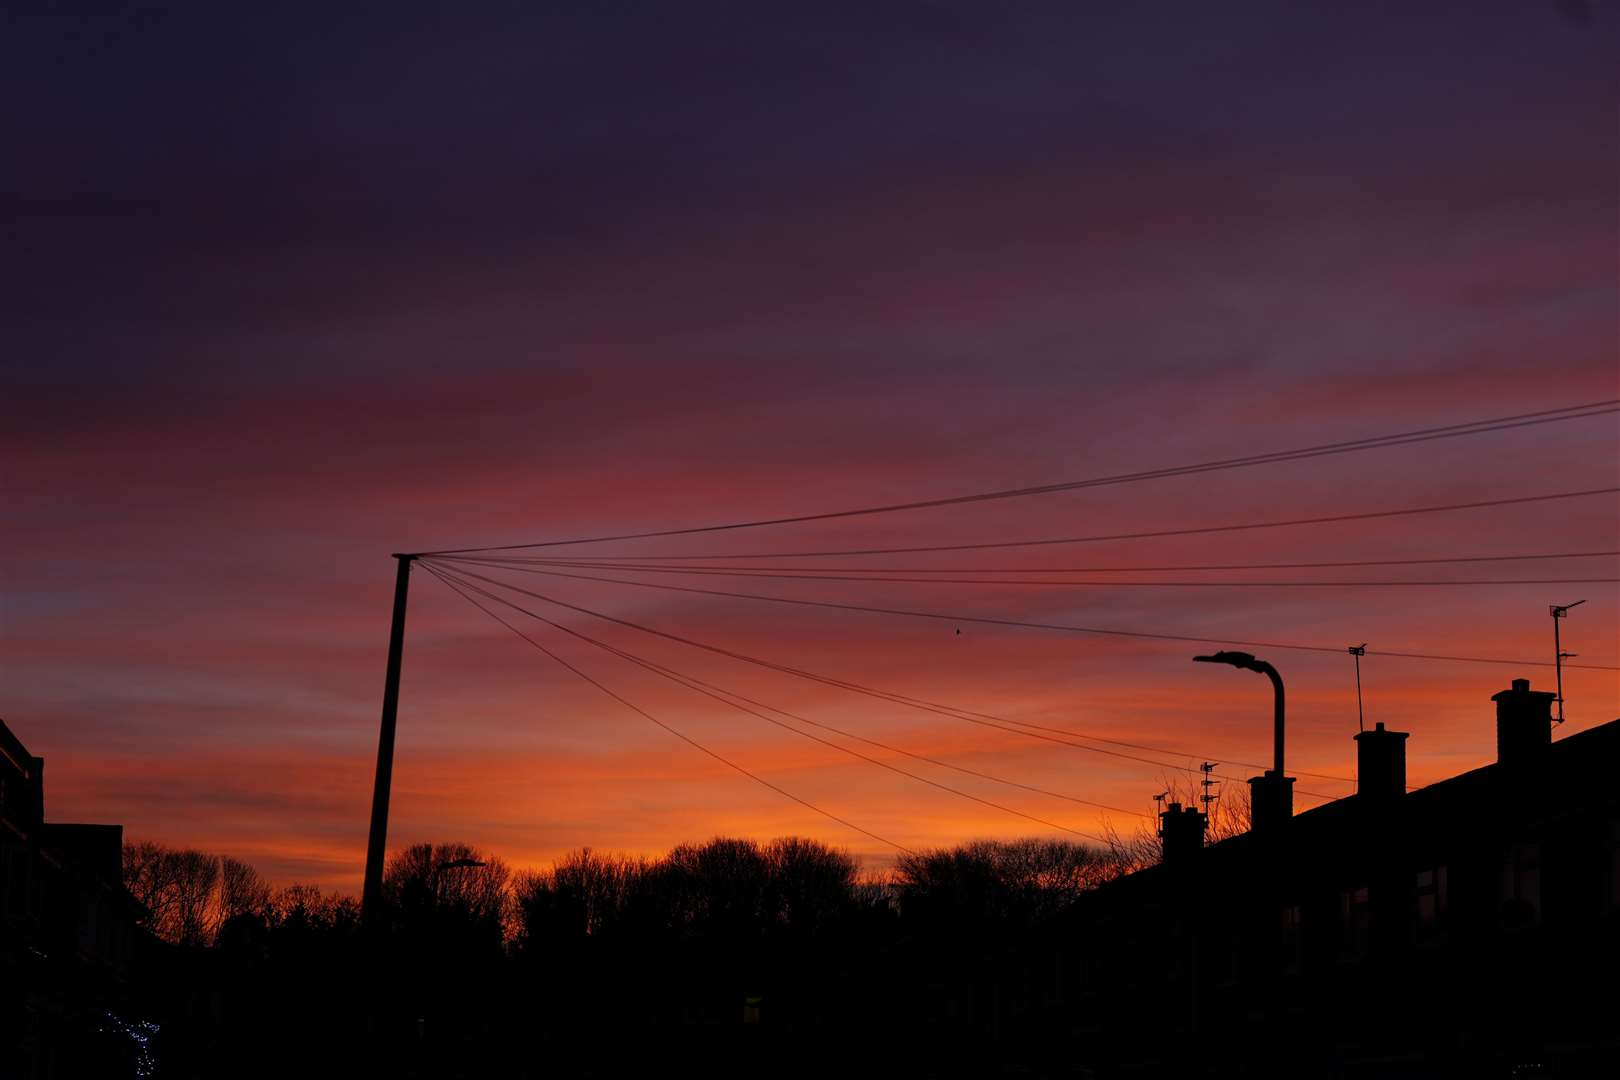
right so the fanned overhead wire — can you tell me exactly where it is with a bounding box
[412,401,1617,556]
[448,549,1619,574]
[423,560,1357,799]
[446,556,1618,589]
[432,565,1121,840]
[420,562,914,854]
[436,563,1147,819]
[423,558,1620,672]
[460,487,1619,562]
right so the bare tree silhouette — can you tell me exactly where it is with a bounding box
[764,836,859,934]
[382,840,510,923]
[895,838,1111,927]
[220,855,271,924]
[1103,774,1253,872]
[122,841,224,945]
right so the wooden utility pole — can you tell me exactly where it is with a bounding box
[360,553,416,1073]
[362,553,416,929]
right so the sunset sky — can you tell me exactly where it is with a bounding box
[5,1,1617,891]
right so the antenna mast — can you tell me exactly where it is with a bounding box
[1549,600,1585,724]
[1348,644,1368,733]
[1199,761,1220,837]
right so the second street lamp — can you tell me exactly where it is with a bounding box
[1193,651,1295,833]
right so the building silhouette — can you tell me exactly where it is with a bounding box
[975,679,1620,1077]
[0,717,144,1078]
[6,679,1618,1078]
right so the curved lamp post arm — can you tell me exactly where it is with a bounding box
[1252,660,1284,775]
[1193,651,1285,775]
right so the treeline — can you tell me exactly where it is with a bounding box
[121,841,354,947]
[123,834,1133,948]
[122,834,1133,1077]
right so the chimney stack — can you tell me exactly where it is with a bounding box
[1160,801,1207,865]
[1492,678,1556,770]
[1247,771,1295,834]
[1354,722,1408,802]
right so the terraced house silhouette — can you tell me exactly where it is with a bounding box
[932,679,1620,1077]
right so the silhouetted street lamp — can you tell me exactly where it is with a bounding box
[1193,651,1295,832]
[1193,651,1284,774]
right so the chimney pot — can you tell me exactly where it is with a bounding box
[1491,679,1556,770]
[1248,771,1295,834]
[1355,723,1408,801]
[1160,801,1207,865]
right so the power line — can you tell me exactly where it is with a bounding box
[419,562,914,854]
[411,401,1617,556]
[432,566,1121,841]
[424,558,1620,672]
[433,561,1349,790]
[448,557,1619,589]
[435,563,1147,823]
[457,549,1620,574]
[465,487,1618,562]
[423,560,1357,799]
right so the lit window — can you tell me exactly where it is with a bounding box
[1415,865,1448,945]
[1339,886,1370,962]
[1502,842,1541,928]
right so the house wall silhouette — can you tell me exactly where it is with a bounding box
[985,679,1620,1077]
[0,717,143,1078]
